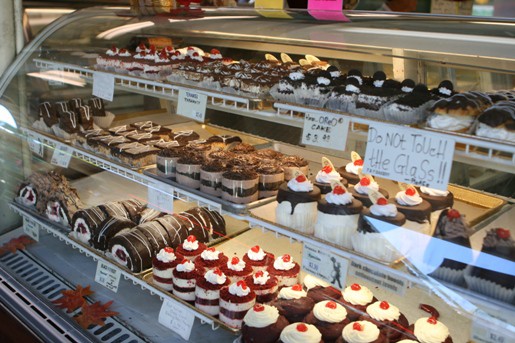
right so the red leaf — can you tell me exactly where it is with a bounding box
[75,301,119,329]
[0,235,35,255]
[52,285,94,313]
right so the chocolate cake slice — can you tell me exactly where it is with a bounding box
[59,110,80,134]
[118,145,160,168]
[39,102,59,127]
[88,98,106,117]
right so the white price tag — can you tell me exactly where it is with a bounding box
[23,218,39,242]
[362,122,455,191]
[158,298,195,341]
[27,132,44,157]
[301,112,349,151]
[347,260,408,296]
[176,89,207,123]
[147,182,174,214]
[302,243,348,290]
[92,72,115,102]
[50,143,72,168]
[95,260,121,293]
[471,310,514,343]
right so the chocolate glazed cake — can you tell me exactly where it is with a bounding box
[109,229,153,272]
[180,207,226,239]
[39,102,59,127]
[222,168,260,204]
[71,206,108,245]
[92,216,136,251]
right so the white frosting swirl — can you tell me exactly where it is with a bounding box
[342,285,374,306]
[303,274,329,290]
[313,301,348,323]
[247,246,266,261]
[315,168,341,184]
[118,50,131,57]
[366,301,401,321]
[182,240,199,251]
[342,321,380,343]
[176,260,195,273]
[438,87,452,96]
[317,77,331,86]
[373,80,384,88]
[402,86,414,93]
[204,269,227,285]
[156,248,176,263]
[345,162,362,175]
[325,191,354,205]
[106,48,118,56]
[289,71,305,81]
[369,203,398,217]
[200,249,221,261]
[227,258,246,272]
[243,305,280,328]
[229,282,250,297]
[395,191,423,206]
[210,53,222,59]
[420,187,449,197]
[346,84,361,93]
[253,271,271,285]
[280,323,322,343]
[427,114,473,131]
[273,255,296,271]
[278,286,307,300]
[287,177,314,192]
[353,180,379,195]
[414,317,450,343]
[330,70,341,78]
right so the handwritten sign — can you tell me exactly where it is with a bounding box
[302,112,349,151]
[308,0,349,21]
[147,181,174,214]
[95,260,121,293]
[362,122,454,191]
[27,132,44,157]
[50,143,72,168]
[158,299,195,340]
[302,243,349,290]
[176,89,207,123]
[92,72,115,102]
[471,309,514,343]
[347,260,408,296]
[255,0,291,18]
[23,218,39,242]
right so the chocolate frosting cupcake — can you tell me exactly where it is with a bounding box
[229,142,256,154]
[359,204,407,230]
[277,183,321,215]
[317,198,362,216]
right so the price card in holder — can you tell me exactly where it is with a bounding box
[92,72,115,102]
[347,260,409,296]
[158,298,195,341]
[27,132,44,157]
[362,122,455,191]
[302,243,349,290]
[302,112,349,151]
[147,182,174,214]
[95,260,121,293]
[471,309,514,343]
[50,143,72,168]
[23,218,39,242]
[176,89,207,123]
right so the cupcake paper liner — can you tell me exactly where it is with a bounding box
[429,266,466,285]
[93,111,115,129]
[269,84,297,103]
[383,102,431,125]
[325,95,354,113]
[464,266,515,303]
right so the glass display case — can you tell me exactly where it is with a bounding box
[0,6,513,343]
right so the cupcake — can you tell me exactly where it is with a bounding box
[276,171,321,235]
[221,256,254,283]
[221,168,259,204]
[270,78,296,103]
[360,301,410,342]
[268,254,301,288]
[336,321,386,343]
[295,70,332,108]
[175,235,207,261]
[242,245,275,272]
[281,155,309,181]
[194,267,230,316]
[350,174,389,208]
[172,259,204,304]
[256,163,285,199]
[313,157,346,194]
[304,300,350,342]
[418,186,454,230]
[152,247,183,291]
[242,304,289,343]
[279,323,323,343]
[304,274,343,303]
[404,317,453,343]
[465,228,515,302]
[383,84,434,125]
[194,247,228,272]
[325,78,361,113]
[353,71,400,120]
[200,160,225,197]
[269,284,315,323]
[156,146,185,181]
[176,153,204,189]
[338,151,364,185]
[393,185,432,236]
[219,280,256,329]
[245,270,279,304]
[314,182,363,249]
[340,283,377,321]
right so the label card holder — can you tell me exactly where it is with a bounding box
[95,260,121,293]
[302,112,349,151]
[92,72,115,102]
[23,218,39,242]
[51,143,72,168]
[158,299,195,341]
[471,309,514,343]
[176,89,207,123]
[147,182,174,214]
[302,243,349,290]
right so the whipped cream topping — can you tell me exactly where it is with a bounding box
[155,54,169,63]
[106,47,118,56]
[289,71,305,81]
[156,248,176,263]
[401,86,414,93]
[176,260,195,273]
[313,301,348,323]
[348,75,363,85]
[342,285,374,306]
[228,282,250,297]
[280,323,322,343]
[210,53,222,60]
[253,271,271,285]
[342,321,380,343]
[200,249,221,261]
[476,123,515,143]
[182,239,199,251]
[227,258,246,272]
[346,84,361,94]
[315,168,341,184]
[303,274,330,290]
[273,255,296,271]
[325,191,354,205]
[345,162,362,174]
[317,77,331,86]
[247,246,266,261]
[243,304,280,328]
[118,50,131,57]
[438,87,452,96]
[354,180,379,195]
[427,114,473,131]
[287,177,314,192]
[395,190,423,206]
[414,317,450,343]
[330,70,341,78]
[373,80,384,88]
[278,286,307,300]
[370,203,398,217]
[366,301,401,321]
[420,187,449,197]
[205,269,227,285]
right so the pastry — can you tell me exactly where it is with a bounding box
[88,97,106,117]
[221,256,254,283]
[176,153,204,189]
[268,254,300,288]
[242,245,275,272]
[427,92,486,133]
[281,155,309,181]
[393,185,432,235]
[353,71,401,120]
[245,270,279,304]
[338,151,364,186]
[219,280,256,329]
[229,142,256,155]
[16,171,69,214]
[39,102,59,128]
[269,284,315,323]
[349,174,389,208]
[200,160,225,197]
[172,130,200,145]
[172,259,204,303]
[56,110,79,139]
[404,317,453,343]
[294,70,332,108]
[96,46,118,69]
[194,247,229,272]
[256,163,284,199]
[175,235,207,261]
[156,146,185,180]
[118,145,160,168]
[325,78,361,113]
[336,321,386,343]
[304,300,350,342]
[418,186,454,229]
[360,301,410,342]
[135,221,174,255]
[91,216,135,251]
[383,84,434,125]
[340,283,377,321]
[313,157,346,194]
[138,207,163,224]
[475,101,515,143]
[279,323,323,343]
[71,206,108,246]
[77,105,94,131]
[195,267,230,316]
[109,230,153,272]
[152,247,183,291]
[206,134,242,145]
[242,304,289,343]
[430,80,456,99]
[222,168,259,204]
[179,206,226,240]
[45,190,82,226]
[304,274,343,303]
[76,128,107,147]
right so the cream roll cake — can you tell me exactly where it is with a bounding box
[242,304,289,343]
[152,247,183,291]
[340,283,377,321]
[242,245,275,272]
[194,267,230,316]
[221,256,253,283]
[172,259,203,303]
[304,300,350,342]
[279,323,323,343]
[268,254,300,288]
[219,280,256,328]
[245,270,279,303]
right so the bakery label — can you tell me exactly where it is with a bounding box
[302,112,349,151]
[27,132,44,157]
[23,218,39,242]
[176,89,207,123]
[302,243,349,290]
[92,71,115,102]
[255,0,292,19]
[308,0,350,21]
[362,122,454,191]
[347,260,408,296]
[471,309,514,343]
[50,143,72,168]
[95,260,121,293]
[147,181,174,214]
[158,298,195,341]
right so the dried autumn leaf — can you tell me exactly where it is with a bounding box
[0,235,35,255]
[52,285,94,313]
[75,301,119,329]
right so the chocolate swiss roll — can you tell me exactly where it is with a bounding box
[109,230,153,272]
[92,216,136,251]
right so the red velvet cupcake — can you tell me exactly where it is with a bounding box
[195,247,229,272]
[268,254,300,288]
[221,256,253,283]
[404,317,453,343]
[243,245,275,272]
[242,303,289,343]
[336,321,386,343]
[152,247,183,291]
[304,300,350,342]
[175,235,207,261]
[195,267,230,316]
[172,259,204,304]
[219,280,256,328]
[269,284,315,323]
[360,301,410,342]
[279,322,323,343]
[340,283,377,321]
[245,270,279,303]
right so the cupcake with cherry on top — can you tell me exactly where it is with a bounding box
[304,274,343,303]
[175,235,207,261]
[221,256,254,283]
[172,259,204,304]
[340,283,377,321]
[152,247,183,291]
[194,247,229,272]
[245,270,279,304]
[338,151,364,185]
[313,157,347,194]
[349,173,389,208]
[194,267,230,316]
[403,317,453,343]
[304,300,350,342]
[268,254,301,288]
[219,280,256,329]
[359,300,410,342]
[279,323,323,343]
[336,321,386,343]
[269,284,315,323]
[393,184,432,236]
[242,303,289,343]
[242,245,275,272]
